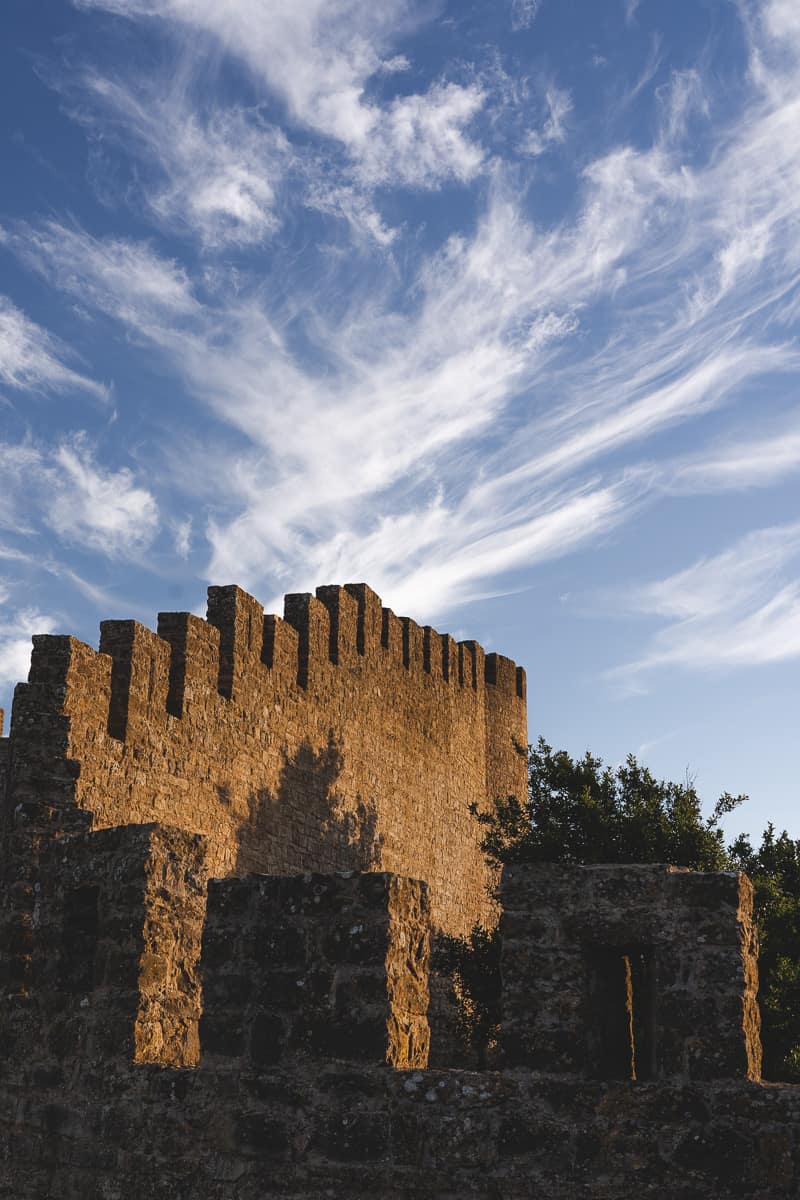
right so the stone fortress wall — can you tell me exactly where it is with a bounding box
[0,581,527,939]
[2,834,797,1199]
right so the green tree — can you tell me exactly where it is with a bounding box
[729,825,800,1081]
[473,736,741,871]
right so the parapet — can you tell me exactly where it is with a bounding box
[10,830,762,1085]
[500,862,762,1081]
[2,834,794,1199]
[200,870,430,1071]
[1,582,528,939]
[16,818,429,1074]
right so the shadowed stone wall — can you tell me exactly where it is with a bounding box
[200,871,430,1071]
[501,863,762,1081]
[1,842,799,1199]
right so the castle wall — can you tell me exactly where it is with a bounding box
[1,583,528,939]
[2,852,799,1200]
[5,1062,800,1200]
[0,710,7,822]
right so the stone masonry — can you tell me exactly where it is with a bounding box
[1,581,799,1198]
[500,863,762,1082]
[0,582,527,940]
[1,840,798,1198]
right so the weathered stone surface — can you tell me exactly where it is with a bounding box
[2,1062,800,1199]
[20,824,208,1070]
[200,870,430,1071]
[1,583,527,940]
[501,863,761,1082]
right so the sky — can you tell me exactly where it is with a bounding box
[1,0,799,845]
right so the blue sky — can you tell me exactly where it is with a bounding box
[1,0,799,843]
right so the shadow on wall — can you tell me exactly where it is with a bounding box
[233,732,384,877]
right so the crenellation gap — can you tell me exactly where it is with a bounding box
[261,614,277,668]
[423,627,433,674]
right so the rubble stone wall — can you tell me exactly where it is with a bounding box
[1,849,799,1199]
[1,583,528,938]
[501,862,762,1081]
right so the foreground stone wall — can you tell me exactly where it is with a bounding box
[1,847,799,1200]
[5,1056,800,1200]
[200,870,430,1072]
[0,583,527,938]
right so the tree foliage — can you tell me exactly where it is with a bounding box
[471,736,741,872]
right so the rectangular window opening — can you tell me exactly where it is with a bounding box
[586,944,655,1081]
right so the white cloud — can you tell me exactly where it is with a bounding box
[379,55,411,74]
[520,85,572,157]
[657,69,708,145]
[0,296,107,400]
[72,0,485,195]
[305,182,399,245]
[0,443,43,531]
[611,523,800,682]
[762,0,800,50]
[0,433,158,560]
[356,82,485,188]
[12,0,800,620]
[662,413,800,493]
[44,436,159,558]
[75,72,289,246]
[173,517,192,559]
[511,0,541,31]
[9,224,198,336]
[0,606,58,687]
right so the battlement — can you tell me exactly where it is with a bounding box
[500,863,761,1081]
[6,828,760,1084]
[72,585,524,744]
[200,870,430,1072]
[1,582,527,939]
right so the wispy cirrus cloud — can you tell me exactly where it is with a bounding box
[73,71,290,247]
[0,0,791,629]
[660,414,800,494]
[0,296,107,400]
[9,223,198,333]
[0,606,58,688]
[0,434,159,561]
[72,0,486,197]
[610,523,800,684]
[44,435,159,558]
[520,84,572,157]
[510,0,542,32]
